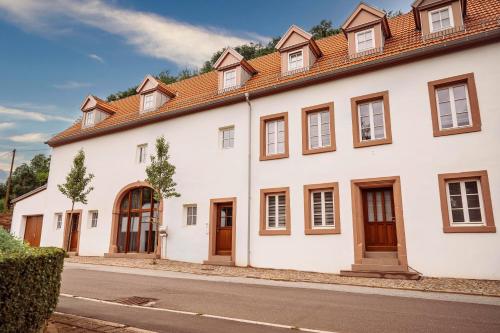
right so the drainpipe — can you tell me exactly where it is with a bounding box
[245,92,252,267]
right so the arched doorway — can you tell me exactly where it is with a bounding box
[107,181,162,257]
[117,186,158,253]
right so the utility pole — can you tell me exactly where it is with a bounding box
[4,149,16,212]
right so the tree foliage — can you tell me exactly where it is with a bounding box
[57,150,94,206]
[309,20,342,39]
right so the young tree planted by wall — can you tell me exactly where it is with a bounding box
[57,150,94,252]
[145,136,180,263]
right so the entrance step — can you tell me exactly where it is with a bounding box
[352,263,406,272]
[365,251,398,259]
[340,270,421,280]
[361,257,399,265]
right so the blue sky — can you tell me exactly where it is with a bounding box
[0,0,412,180]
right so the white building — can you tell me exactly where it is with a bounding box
[11,0,500,279]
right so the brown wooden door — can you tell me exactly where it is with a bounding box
[215,204,233,256]
[362,188,397,251]
[24,215,43,247]
[68,213,80,252]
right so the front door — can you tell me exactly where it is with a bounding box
[215,203,233,256]
[362,188,397,251]
[67,213,80,252]
[24,215,43,247]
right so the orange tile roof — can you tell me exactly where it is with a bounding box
[48,0,500,147]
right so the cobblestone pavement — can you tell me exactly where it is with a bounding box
[47,312,156,333]
[65,257,500,297]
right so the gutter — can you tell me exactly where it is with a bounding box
[47,28,500,147]
[245,92,252,267]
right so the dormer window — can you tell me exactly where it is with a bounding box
[355,28,375,52]
[223,69,237,89]
[143,93,155,111]
[288,50,304,71]
[80,95,116,129]
[429,6,453,32]
[83,111,94,127]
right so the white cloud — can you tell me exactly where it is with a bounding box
[0,0,269,67]
[0,122,15,130]
[88,53,104,63]
[8,133,50,143]
[0,105,74,122]
[52,80,92,90]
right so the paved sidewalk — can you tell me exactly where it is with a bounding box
[47,312,156,333]
[65,257,500,297]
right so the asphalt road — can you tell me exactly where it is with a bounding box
[58,266,500,333]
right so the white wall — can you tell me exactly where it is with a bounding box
[11,42,500,279]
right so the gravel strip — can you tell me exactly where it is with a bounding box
[65,257,500,297]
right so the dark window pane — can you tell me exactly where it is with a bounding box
[450,195,463,209]
[128,213,139,252]
[467,194,480,208]
[131,189,141,209]
[142,188,152,209]
[120,195,129,211]
[117,214,128,252]
[451,209,465,222]
[448,182,461,195]
[139,222,150,253]
[469,209,482,222]
[465,181,478,194]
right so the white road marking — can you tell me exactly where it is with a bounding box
[59,293,338,333]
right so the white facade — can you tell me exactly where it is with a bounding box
[11,43,500,279]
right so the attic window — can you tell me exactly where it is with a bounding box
[288,50,304,71]
[429,6,453,32]
[355,28,375,52]
[143,93,155,111]
[83,111,94,127]
[223,69,237,89]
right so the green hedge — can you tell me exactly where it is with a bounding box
[0,230,65,333]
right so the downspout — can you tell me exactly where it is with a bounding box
[245,92,252,267]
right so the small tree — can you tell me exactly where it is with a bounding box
[58,150,94,251]
[145,136,180,263]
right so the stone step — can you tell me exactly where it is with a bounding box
[361,257,399,265]
[364,251,398,259]
[352,263,406,272]
[340,270,422,280]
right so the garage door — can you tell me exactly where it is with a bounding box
[24,215,43,247]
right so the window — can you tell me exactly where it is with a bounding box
[186,205,197,226]
[137,144,147,164]
[55,213,63,229]
[302,102,335,155]
[221,127,234,149]
[260,187,290,235]
[438,171,495,233]
[260,113,289,161]
[288,50,303,71]
[223,69,237,89]
[304,183,341,235]
[83,111,94,127]
[89,211,98,228]
[355,28,374,52]
[351,91,392,148]
[429,6,453,32]
[143,93,155,111]
[428,73,481,137]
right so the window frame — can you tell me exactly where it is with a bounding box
[438,170,495,233]
[303,182,341,235]
[137,144,148,164]
[89,210,98,228]
[301,102,336,155]
[143,93,155,111]
[223,69,237,89]
[287,49,304,71]
[259,112,289,161]
[355,28,375,53]
[350,91,392,148]
[55,213,63,230]
[259,187,291,236]
[83,110,94,127]
[428,73,481,137]
[428,5,454,33]
[220,126,235,149]
[185,204,197,226]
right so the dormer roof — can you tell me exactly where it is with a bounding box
[80,95,117,114]
[275,25,322,57]
[136,74,176,98]
[412,0,467,30]
[342,2,391,37]
[213,48,257,74]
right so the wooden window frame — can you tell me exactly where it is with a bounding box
[259,187,291,236]
[355,28,375,53]
[185,204,197,226]
[259,112,289,161]
[301,102,336,155]
[438,170,495,233]
[428,73,481,137]
[89,210,98,228]
[351,91,392,148]
[428,5,454,33]
[288,49,304,71]
[303,182,340,235]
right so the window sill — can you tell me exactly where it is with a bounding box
[433,124,481,137]
[443,225,496,233]
[259,228,291,236]
[305,227,340,235]
[259,152,289,161]
[303,145,336,155]
[353,137,392,148]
